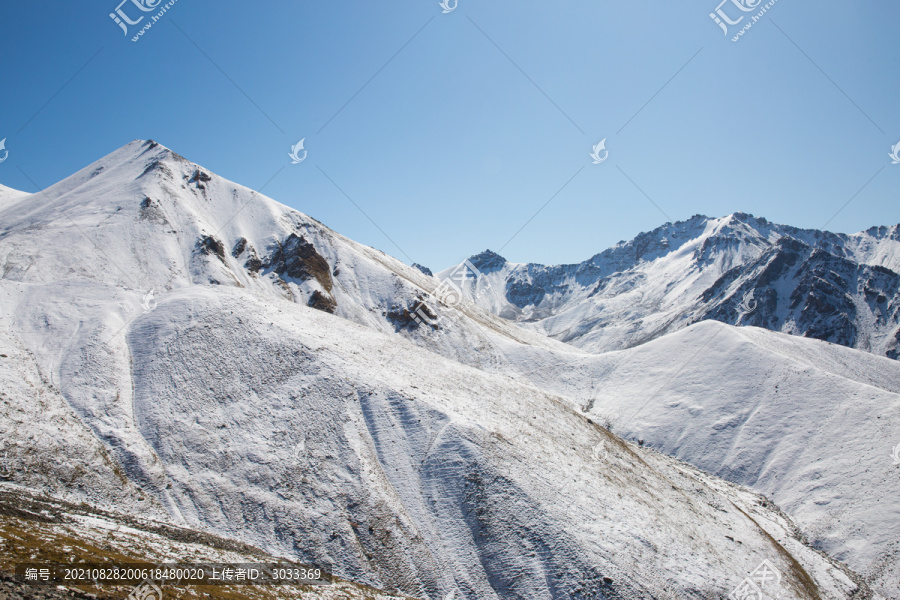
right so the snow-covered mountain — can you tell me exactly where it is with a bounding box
[440,214,900,359]
[487,320,900,596]
[0,140,893,598]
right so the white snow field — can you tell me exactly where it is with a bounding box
[0,140,889,598]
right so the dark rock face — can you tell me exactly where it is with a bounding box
[789,250,858,347]
[308,290,337,314]
[198,235,226,261]
[189,169,212,189]
[412,263,433,277]
[232,238,248,257]
[386,299,440,331]
[507,279,546,309]
[264,234,334,292]
[232,237,261,274]
[504,265,576,310]
[469,250,507,274]
[689,235,900,357]
[245,255,262,274]
[888,330,900,360]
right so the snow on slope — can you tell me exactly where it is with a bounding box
[438,214,900,359]
[0,184,28,206]
[116,286,862,599]
[0,140,567,365]
[485,321,900,597]
[0,140,866,598]
[0,295,165,518]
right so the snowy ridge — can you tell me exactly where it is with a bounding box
[0,183,27,205]
[441,213,900,359]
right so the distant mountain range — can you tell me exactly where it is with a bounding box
[439,213,900,359]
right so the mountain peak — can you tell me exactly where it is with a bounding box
[468,249,508,273]
[864,223,900,241]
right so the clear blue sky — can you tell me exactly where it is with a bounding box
[1,0,898,270]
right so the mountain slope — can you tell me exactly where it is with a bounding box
[485,321,900,597]
[0,140,865,598]
[439,214,900,359]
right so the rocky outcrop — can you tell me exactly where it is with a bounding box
[232,237,262,274]
[308,290,337,314]
[506,279,546,309]
[189,169,212,190]
[262,234,337,313]
[264,234,333,293]
[385,297,440,331]
[412,263,433,277]
[198,235,226,261]
[700,237,900,355]
[469,250,507,274]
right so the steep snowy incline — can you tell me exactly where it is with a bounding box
[486,321,900,597]
[0,183,28,205]
[438,214,900,359]
[0,139,569,519]
[0,140,569,377]
[96,285,865,598]
[0,273,862,597]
